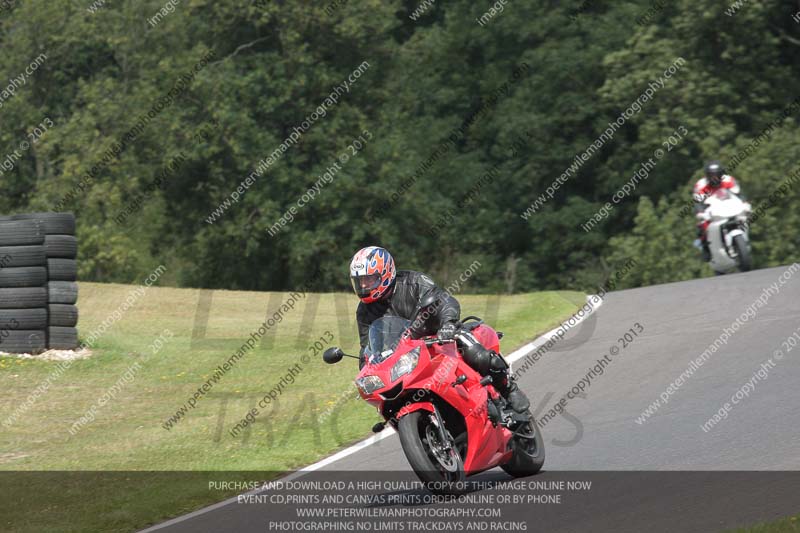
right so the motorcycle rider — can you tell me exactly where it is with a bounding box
[692,160,748,261]
[349,245,531,413]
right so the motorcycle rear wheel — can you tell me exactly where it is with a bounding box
[733,235,752,272]
[398,411,465,494]
[501,413,545,477]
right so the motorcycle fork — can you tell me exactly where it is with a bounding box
[429,405,452,450]
[714,224,732,257]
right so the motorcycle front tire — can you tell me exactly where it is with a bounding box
[398,411,465,494]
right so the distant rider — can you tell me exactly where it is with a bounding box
[692,160,749,261]
[349,245,531,413]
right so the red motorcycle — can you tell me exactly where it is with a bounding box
[323,305,544,492]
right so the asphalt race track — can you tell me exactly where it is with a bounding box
[146,265,800,533]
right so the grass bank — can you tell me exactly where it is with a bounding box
[0,282,585,532]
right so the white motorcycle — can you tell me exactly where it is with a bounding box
[697,189,752,274]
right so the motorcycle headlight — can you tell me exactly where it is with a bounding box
[390,347,420,382]
[355,375,385,395]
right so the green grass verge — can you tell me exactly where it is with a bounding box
[729,514,800,532]
[0,282,585,532]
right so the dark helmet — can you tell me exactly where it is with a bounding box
[705,160,725,186]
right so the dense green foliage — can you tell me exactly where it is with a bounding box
[1,0,798,292]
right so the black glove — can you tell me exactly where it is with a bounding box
[407,322,425,340]
[437,322,457,341]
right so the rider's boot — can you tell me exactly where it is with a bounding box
[457,331,531,413]
[489,361,530,413]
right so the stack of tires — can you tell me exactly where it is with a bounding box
[0,213,78,353]
[0,217,48,353]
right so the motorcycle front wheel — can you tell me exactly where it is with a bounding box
[733,234,752,272]
[398,411,465,494]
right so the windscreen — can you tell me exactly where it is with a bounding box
[712,188,732,200]
[365,316,411,364]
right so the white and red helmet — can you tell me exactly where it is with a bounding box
[349,246,396,303]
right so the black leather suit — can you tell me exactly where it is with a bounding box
[356,270,459,360]
[354,270,530,413]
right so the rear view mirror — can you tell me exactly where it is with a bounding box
[323,347,344,364]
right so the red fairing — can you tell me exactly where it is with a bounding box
[470,323,501,354]
[355,325,514,475]
[396,402,434,418]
